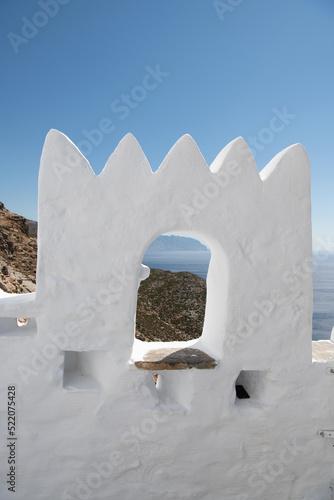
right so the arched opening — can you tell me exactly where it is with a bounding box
[131,228,229,373]
[135,232,211,343]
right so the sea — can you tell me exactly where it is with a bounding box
[143,251,334,341]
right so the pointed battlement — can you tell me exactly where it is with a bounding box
[32,130,313,365]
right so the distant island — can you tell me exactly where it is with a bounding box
[145,235,209,253]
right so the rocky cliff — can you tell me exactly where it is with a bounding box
[0,202,37,293]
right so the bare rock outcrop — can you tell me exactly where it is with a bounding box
[0,202,37,293]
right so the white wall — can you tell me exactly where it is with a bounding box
[0,130,333,500]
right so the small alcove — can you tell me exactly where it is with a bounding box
[235,370,267,401]
[62,351,105,392]
[0,317,37,337]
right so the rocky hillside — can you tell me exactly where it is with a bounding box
[0,202,37,293]
[136,268,206,342]
[0,203,206,341]
[26,219,38,237]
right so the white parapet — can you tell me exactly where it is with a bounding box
[0,131,332,500]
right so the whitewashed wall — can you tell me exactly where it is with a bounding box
[0,130,333,500]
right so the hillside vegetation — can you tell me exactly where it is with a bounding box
[136,268,206,341]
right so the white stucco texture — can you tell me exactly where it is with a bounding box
[0,130,333,500]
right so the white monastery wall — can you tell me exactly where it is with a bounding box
[0,130,333,499]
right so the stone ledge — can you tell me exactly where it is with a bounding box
[312,340,334,362]
[135,347,217,370]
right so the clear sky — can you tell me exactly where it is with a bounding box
[1,0,333,247]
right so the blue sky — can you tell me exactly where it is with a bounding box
[1,0,333,246]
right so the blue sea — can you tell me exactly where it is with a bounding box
[143,251,334,341]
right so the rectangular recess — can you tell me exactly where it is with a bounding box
[63,351,102,392]
[235,370,267,401]
[0,317,37,337]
